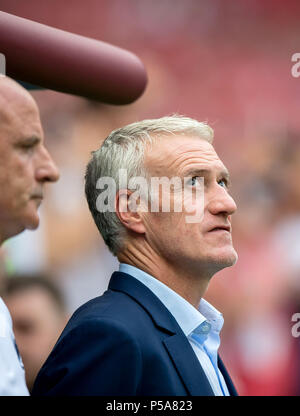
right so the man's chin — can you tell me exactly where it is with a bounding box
[220,250,238,268]
[25,215,40,230]
[209,248,238,272]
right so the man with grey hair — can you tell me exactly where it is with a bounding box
[0,76,59,395]
[33,115,238,396]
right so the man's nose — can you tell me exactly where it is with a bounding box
[35,147,60,183]
[207,186,237,216]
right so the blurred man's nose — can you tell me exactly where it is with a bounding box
[35,147,60,183]
[208,185,237,217]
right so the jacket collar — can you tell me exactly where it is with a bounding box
[109,271,179,334]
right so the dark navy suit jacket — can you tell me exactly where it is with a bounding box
[32,272,238,396]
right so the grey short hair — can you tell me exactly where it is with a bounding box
[85,115,214,256]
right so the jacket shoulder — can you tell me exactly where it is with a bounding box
[64,288,151,335]
[32,296,143,395]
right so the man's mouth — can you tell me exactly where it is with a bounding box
[31,190,43,199]
[31,194,43,203]
[209,225,231,233]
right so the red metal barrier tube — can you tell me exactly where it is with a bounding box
[0,12,147,104]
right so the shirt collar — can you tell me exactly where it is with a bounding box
[118,263,224,337]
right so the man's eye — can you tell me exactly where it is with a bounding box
[187,176,205,188]
[218,178,229,189]
[190,176,199,186]
[21,143,34,149]
[17,137,40,151]
[18,144,36,155]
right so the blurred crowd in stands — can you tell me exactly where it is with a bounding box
[1,0,300,395]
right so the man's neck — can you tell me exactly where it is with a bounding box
[118,247,211,309]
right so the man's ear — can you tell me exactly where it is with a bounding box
[115,189,146,234]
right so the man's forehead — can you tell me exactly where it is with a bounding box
[144,134,223,174]
[0,77,38,116]
[0,78,42,137]
[146,134,215,156]
[0,77,31,101]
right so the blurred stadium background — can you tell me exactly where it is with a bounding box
[1,0,300,395]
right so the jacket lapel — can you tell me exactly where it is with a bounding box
[218,356,238,396]
[163,334,214,396]
[109,271,180,333]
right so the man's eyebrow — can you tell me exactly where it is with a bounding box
[16,135,41,146]
[183,168,231,182]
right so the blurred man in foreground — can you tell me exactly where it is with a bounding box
[33,115,238,396]
[0,76,59,395]
[2,275,67,392]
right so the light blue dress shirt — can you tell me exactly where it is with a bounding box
[119,263,230,396]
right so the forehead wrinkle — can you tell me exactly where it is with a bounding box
[144,141,175,176]
[167,147,222,178]
[144,136,219,177]
[178,147,227,173]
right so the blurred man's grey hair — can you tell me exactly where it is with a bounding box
[85,115,214,256]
